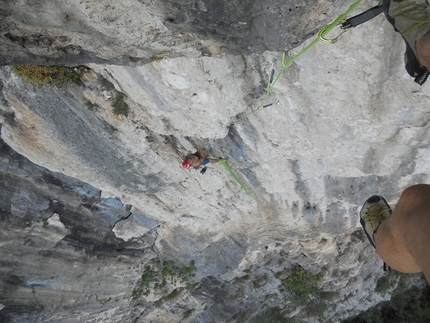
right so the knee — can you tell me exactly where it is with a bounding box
[417,31,430,71]
[398,184,430,210]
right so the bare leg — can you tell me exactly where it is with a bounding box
[416,31,430,72]
[374,184,430,283]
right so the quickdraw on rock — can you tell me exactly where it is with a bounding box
[232,0,383,125]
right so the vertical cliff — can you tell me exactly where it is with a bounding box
[1,0,429,322]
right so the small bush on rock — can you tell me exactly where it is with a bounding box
[283,265,322,300]
[132,260,197,299]
[11,65,81,88]
[112,91,129,117]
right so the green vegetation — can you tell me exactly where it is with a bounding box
[11,64,81,88]
[166,288,179,300]
[12,67,129,117]
[154,288,181,307]
[251,307,292,323]
[152,56,164,62]
[182,309,193,320]
[277,265,338,318]
[283,265,322,300]
[111,91,129,116]
[344,284,430,323]
[306,301,330,316]
[141,266,154,287]
[132,289,143,298]
[375,273,393,294]
[85,100,100,111]
[99,76,129,116]
[160,260,197,290]
[132,260,197,299]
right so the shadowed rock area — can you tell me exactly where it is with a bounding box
[0,130,158,322]
[0,0,429,322]
[0,0,344,65]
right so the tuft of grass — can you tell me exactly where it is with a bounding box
[375,274,393,294]
[132,289,142,299]
[162,260,197,290]
[153,56,164,62]
[140,266,154,288]
[306,301,329,316]
[133,260,197,299]
[85,100,100,111]
[11,65,81,88]
[344,284,430,323]
[182,309,193,320]
[166,288,179,300]
[283,265,322,300]
[112,91,129,117]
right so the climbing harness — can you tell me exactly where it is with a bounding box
[231,0,389,125]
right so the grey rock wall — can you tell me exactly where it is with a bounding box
[0,0,429,322]
[0,131,160,322]
[0,0,344,65]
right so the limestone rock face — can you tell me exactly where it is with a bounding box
[0,0,429,322]
[0,0,344,65]
[0,133,160,322]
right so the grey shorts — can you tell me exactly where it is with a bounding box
[384,0,430,82]
[385,0,430,58]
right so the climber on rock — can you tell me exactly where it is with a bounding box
[181,146,219,173]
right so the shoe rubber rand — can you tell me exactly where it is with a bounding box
[360,195,392,249]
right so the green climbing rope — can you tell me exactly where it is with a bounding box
[219,159,255,200]
[232,0,364,125]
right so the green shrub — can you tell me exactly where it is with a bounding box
[251,307,292,323]
[375,274,392,294]
[182,309,193,320]
[283,265,322,300]
[133,260,197,299]
[112,91,129,117]
[344,285,430,323]
[85,100,100,111]
[140,266,154,287]
[11,65,81,88]
[306,301,329,316]
[132,289,142,299]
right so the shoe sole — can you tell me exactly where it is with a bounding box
[360,195,392,249]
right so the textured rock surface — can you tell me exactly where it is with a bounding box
[0,132,160,322]
[0,0,429,322]
[0,0,345,65]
